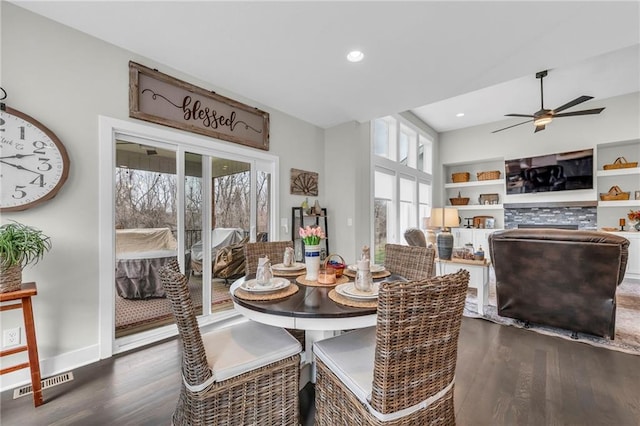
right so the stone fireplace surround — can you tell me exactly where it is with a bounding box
[504,202,597,230]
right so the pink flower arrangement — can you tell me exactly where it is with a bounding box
[628,210,640,222]
[299,226,325,245]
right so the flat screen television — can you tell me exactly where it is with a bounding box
[505,149,593,194]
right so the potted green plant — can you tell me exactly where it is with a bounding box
[0,221,51,293]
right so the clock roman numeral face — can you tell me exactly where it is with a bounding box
[0,109,69,211]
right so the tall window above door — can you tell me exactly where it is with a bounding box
[372,115,434,262]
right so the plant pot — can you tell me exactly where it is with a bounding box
[0,263,23,293]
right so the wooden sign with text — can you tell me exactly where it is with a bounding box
[129,61,269,150]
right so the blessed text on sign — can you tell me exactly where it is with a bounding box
[129,61,269,150]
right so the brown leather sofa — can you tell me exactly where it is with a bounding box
[489,229,629,339]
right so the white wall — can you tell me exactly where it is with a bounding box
[324,121,372,264]
[1,3,325,387]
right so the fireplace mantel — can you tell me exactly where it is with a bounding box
[503,201,598,209]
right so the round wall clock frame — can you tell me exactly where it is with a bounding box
[0,106,70,212]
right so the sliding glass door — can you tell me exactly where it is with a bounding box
[109,127,275,348]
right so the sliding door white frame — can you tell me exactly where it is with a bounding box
[98,116,279,358]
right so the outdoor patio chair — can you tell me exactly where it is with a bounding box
[159,266,301,425]
[384,243,436,280]
[313,269,470,425]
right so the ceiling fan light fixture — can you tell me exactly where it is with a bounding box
[533,116,552,127]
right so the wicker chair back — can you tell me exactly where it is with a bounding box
[159,267,212,387]
[371,269,470,415]
[244,241,293,276]
[384,243,435,280]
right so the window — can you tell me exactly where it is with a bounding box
[373,115,434,262]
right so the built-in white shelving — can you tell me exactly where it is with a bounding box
[454,204,504,211]
[444,179,504,189]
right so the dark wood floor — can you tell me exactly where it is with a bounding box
[2,317,639,425]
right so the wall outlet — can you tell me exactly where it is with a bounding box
[3,327,21,347]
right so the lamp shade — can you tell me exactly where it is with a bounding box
[430,208,459,228]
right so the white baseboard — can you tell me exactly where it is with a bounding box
[0,344,100,392]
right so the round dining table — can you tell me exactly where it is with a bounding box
[229,272,405,383]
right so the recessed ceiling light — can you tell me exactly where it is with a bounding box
[456,113,465,117]
[347,50,364,62]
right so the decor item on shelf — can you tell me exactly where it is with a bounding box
[299,225,325,281]
[0,221,51,293]
[479,193,500,205]
[477,170,501,181]
[628,210,640,232]
[619,218,626,231]
[451,172,470,183]
[603,157,638,170]
[310,199,324,216]
[431,207,459,260]
[449,191,470,206]
[473,215,494,229]
[636,190,640,200]
[600,185,630,201]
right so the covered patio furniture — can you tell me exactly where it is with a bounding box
[115,228,177,299]
[190,228,245,274]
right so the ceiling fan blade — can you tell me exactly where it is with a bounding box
[553,95,593,113]
[492,119,532,134]
[534,124,546,133]
[505,113,535,118]
[554,108,605,118]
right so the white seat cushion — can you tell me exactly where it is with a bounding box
[201,321,302,382]
[313,327,376,404]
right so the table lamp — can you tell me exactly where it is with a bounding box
[430,207,459,260]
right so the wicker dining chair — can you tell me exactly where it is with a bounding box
[243,240,306,346]
[159,266,302,426]
[244,240,294,276]
[313,269,470,425]
[384,243,436,280]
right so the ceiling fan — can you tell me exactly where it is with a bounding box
[492,70,605,134]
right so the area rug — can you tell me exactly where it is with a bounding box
[463,277,640,356]
[115,276,234,337]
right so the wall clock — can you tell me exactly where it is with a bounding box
[0,106,70,212]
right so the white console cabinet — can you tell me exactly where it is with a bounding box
[451,228,499,260]
[610,231,640,280]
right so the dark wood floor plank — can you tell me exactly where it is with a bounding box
[2,317,639,425]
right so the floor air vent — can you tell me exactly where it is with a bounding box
[13,372,74,399]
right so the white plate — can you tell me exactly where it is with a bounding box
[271,262,306,271]
[335,282,379,300]
[241,277,291,293]
[347,263,386,273]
